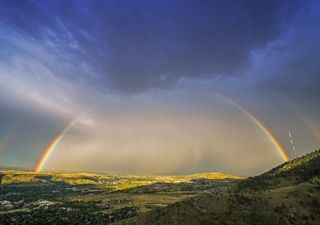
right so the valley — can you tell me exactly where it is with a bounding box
[0,171,239,224]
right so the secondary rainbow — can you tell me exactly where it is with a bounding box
[297,114,320,144]
[0,129,16,154]
[216,94,290,162]
[35,119,77,173]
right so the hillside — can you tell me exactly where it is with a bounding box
[119,150,320,225]
[238,150,320,191]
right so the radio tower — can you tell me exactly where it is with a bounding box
[288,130,298,158]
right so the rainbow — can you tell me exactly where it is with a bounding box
[297,115,320,144]
[35,95,290,172]
[216,94,289,162]
[35,120,77,173]
[0,130,16,154]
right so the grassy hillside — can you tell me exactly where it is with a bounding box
[120,150,320,225]
[238,150,320,190]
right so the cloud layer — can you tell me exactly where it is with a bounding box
[0,0,319,175]
[0,0,303,92]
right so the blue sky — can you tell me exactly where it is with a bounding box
[0,0,319,175]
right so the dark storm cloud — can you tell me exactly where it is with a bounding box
[251,0,320,110]
[0,0,301,93]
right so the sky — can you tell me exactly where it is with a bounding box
[0,0,319,176]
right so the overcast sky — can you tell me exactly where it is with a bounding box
[0,0,319,176]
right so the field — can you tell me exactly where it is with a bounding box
[0,171,239,224]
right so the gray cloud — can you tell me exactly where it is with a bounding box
[248,2,320,115]
[0,0,302,93]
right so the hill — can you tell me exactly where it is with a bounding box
[184,172,242,180]
[119,150,320,225]
[238,150,320,191]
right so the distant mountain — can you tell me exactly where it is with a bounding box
[0,165,30,171]
[184,172,242,180]
[0,170,240,189]
[120,150,320,225]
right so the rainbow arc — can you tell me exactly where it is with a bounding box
[35,120,77,173]
[215,94,289,162]
[35,95,290,173]
[0,130,16,154]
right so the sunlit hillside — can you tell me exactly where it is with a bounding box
[238,149,320,190]
[0,171,240,190]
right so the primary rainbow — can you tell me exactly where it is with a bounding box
[216,94,290,162]
[35,95,290,172]
[35,120,77,173]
